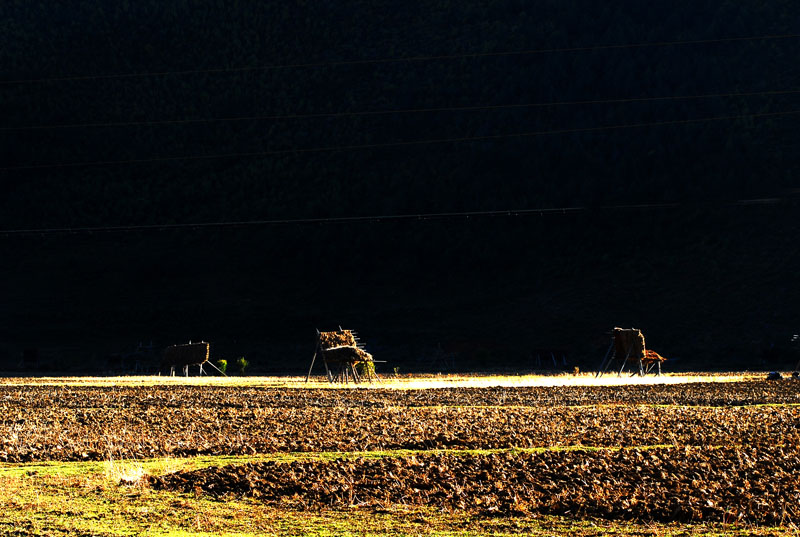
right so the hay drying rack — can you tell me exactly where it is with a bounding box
[306,327,382,384]
[596,327,665,377]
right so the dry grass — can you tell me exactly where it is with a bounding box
[0,371,764,389]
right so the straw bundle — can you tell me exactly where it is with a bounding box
[643,349,667,363]
[612,328,646,360]
[321,346,373,365]
[161,342,210,369]
[318,330,357,349]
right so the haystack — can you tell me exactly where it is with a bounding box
[321,345,373,365]
[318,330,358,349]
[161,342,210,376]
[613,328,645,361]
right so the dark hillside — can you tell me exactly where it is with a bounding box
[1,1,798,372]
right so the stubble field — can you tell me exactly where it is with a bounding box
[1,374,798,536]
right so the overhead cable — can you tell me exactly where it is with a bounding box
[2,33,798,86]
[0,198,794,237]
[3,108,799,172]
[4,88,800,132]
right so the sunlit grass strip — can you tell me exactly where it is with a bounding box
[0,372,766,388]
[0,444,727,481]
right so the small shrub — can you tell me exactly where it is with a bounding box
[236,357,249,375]
[215,359,227,375]
[355,360,375,378]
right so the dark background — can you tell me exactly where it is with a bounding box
[1,1,799,373]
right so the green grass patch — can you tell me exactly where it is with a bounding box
[0,444,706,481]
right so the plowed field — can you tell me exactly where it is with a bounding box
[152,445,800,524]
[2,378,799,526]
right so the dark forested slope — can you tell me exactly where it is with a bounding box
[1,1,798,372]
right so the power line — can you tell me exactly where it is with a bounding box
[3,108,799,172]
[4,88,800,132]
[0,198,793,237]
[2,33,798,86]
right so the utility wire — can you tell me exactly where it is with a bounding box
[3,108,799,172]
[0,198,793,237]
[4,88,800,132]
[2,33,798,86]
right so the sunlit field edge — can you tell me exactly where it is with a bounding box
[0,371,770,388]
